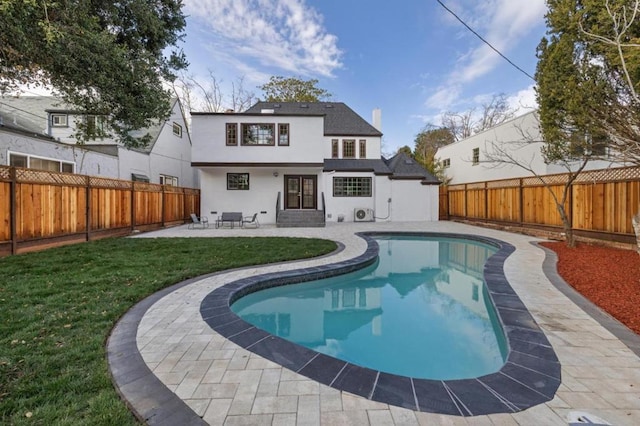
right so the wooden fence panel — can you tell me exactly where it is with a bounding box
[448,189,466,217]
[487,187,520,222]
[465,189,486,219]
[0,165,200,256]
[0,182,9,241]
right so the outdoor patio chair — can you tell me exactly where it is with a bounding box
[189,213,209,229]
[242,213,260,228]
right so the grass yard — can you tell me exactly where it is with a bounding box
[0,237,337,425]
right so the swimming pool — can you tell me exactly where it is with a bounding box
[200,232,561,415]
[231,236,508,380]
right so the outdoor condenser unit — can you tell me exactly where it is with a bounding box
[354,208,374,222]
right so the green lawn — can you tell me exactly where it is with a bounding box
[0,236,337,425]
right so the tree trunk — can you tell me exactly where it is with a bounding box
[559,206,576,248]
[633,210,640,255]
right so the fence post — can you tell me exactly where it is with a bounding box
[9,167,17,255]
[464,184,468,217]
[131,181,136,232]
[161,185,166,227]
[85,176,91,241]
[484,181,488,220]
[519,178,524,225]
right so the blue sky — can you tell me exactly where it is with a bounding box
[182,0,547,155]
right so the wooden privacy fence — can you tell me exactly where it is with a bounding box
[0,165,200,256]
[440,166,640,244]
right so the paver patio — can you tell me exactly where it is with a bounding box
[107,221,640,425]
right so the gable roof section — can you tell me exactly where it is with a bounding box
[323,158,392,175]
[385,152,440,184]
[245,102,382,137]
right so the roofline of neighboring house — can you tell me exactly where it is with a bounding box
[191,162,325,168]
[325,132,383,137]
[190,111,326,117]
[323,167,393,175]
[0,124,53,141]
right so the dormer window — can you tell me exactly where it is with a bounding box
[85,115,106,138]
[51,114,68,127]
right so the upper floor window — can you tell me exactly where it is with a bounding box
[442,158,451,168]
[51,114,68,127]
[242,123,275,145]
[472,148,479,165]
[278,124,290,146]
[172,122,182,137]
[343,139,356,158]
[8,151,74,173]
[160,174,178,186]
[359,139,366,158]
[226,123,238,146]
[85,115,106,139]
[331,139,339,158]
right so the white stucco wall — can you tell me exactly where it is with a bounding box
[0,129,119,177]
[191,114,326,164]
[390,180,439,221]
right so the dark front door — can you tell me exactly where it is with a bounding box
[285,175,317,209]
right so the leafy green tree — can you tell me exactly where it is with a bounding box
[413,125,454,183]
[0,0,188,148]
[259,76,331,102]
[536,0,640,248]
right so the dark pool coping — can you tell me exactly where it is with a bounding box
[200,232,562,416]
[106,243,345,425]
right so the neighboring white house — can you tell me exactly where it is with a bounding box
[0,95,197,187]
[191,102,440,226]
[435,110,626,185]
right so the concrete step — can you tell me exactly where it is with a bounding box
[276,210,325,228]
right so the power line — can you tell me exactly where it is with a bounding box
[436,0,536,81]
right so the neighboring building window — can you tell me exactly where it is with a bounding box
[331,139,339,158]
[359,139,366,158]
[172,122,182,137]
[131,173,150,182]
[51,114,68,127]
[472,148,479,165]
[159,174,178,186]
[226,123,237,146]
[278,123,289,146]
[242,123,275,145]
[85,115,106,138]
[442,158,451,168]
[333,177,372,197]
[342,139,356,158]
[227,173,249,190]
[8,152,74,173]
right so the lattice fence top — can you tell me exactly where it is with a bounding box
[466,182,485,190]
[89,176,132,189]
[521,174,569,186]
[487,178,520,188]
[134,182,164,192]
[0,165,10,181]
[16,168,88,186]
[164,185,184,194]
[573,166,640,183]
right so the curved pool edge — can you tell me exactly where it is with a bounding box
[200,232,561,416]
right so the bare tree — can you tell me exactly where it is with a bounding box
[442,93,516,141]
[172,71,256,113]
[481,114,592,247]
[229,76,256,112]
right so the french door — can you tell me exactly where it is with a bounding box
[285,175,317,209]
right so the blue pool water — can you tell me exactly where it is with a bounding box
[231,236,509,380]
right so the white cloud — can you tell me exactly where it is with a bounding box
[185,0,343,78]
[426,0,546,112]
[506,84,538,114]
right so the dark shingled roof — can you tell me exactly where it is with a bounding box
[323,158,392,175]
[245,102,382,137]
[385,152,441,184]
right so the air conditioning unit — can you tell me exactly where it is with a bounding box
[354,208,374,222]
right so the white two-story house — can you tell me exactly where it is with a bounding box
[0,96,197,188]
[191,102,439,226]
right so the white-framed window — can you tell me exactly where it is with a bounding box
[8,151,75,173]
[85,115,107,138]
[159,174,178,186]
[472,148,479,165]
[172,122,182,137]
[442,158,451,168]
[51,114,68,127]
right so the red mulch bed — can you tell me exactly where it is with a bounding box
[541,241,640,335]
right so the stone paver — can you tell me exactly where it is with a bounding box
[108,221,640,425]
